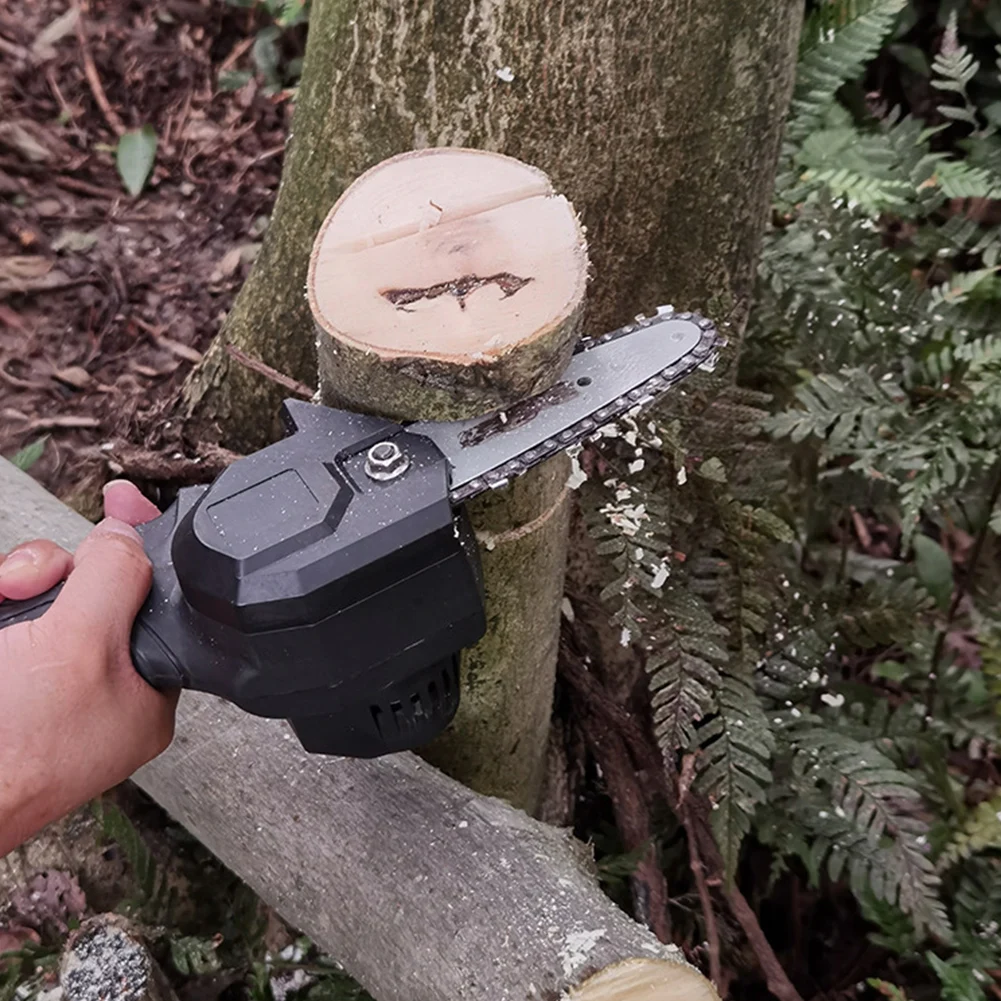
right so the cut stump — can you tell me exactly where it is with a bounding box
[308,147,588,422]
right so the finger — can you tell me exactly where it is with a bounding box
[0,540,73,601]
[48,518,152,646]
[103,480,161,526]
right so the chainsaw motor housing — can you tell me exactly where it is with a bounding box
[127,399,486,757]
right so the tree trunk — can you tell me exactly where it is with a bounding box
[2,457,718,1001]
[180,0,802,452]
[306,147,583,810]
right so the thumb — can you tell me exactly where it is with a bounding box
[49,518,152,648]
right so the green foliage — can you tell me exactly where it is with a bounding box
[91,797,175,921]
[939,795,1001,866]
[116,126,158,197]
[7,435,47,471]
[585,0,1001,990]
[222,0,308,91]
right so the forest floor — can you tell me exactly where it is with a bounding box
[0,0,289,516]
[0,1,329,997]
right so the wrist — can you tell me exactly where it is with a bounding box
[0,771,52,857]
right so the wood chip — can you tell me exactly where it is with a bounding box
[31,6,81,62]
[0,122,52,163]
[130,361,176,378]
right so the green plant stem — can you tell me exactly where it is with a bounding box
[927,460,1001,717]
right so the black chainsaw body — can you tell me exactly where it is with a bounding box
[0,400,486,757]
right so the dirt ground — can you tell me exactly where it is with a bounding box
[1,0,290,515]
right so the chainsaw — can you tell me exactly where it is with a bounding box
[0,307,722,757]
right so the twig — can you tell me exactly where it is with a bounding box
[56,174,117,198]
[224,343,314,398]
[133,318,205,364]
[75,8,125,136]
[559,638,672,940]
[561,617,804,1001]
[679,756,723,992]
[218,35,254,73]
[721,880,803,1001]
[574,700,672,942]
[0,35,28,61]
[27,415,101,431]
[46,67,85,142]
[87,441,239,483]
[226,144,286,191]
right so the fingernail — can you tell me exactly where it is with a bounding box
[91,517,142,544]
[0,546,40,584]
[103,479,131,498]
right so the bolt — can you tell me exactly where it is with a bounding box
[365,440,409,481]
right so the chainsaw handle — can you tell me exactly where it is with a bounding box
[0,583,62,629]
[0,510,188,692]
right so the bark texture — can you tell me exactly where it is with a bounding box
[181,0,802,451]
[2,458,717,1001]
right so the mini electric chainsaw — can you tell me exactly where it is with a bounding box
[0,307,722,757]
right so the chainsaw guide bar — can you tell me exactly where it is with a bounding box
[409,306,726,504]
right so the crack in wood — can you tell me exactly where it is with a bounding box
[459,381,579,448]
[381,272,533,311]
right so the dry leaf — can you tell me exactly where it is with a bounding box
[155,334,202,363]
[9,870,87,933]
[211,246,244,283]
[0,122,52,163]
[0,924,41,967]
[35,199,65,218]
[31,6,81,61]
[53,365,91,389]
[52,229,99,254]
[181,119,222,142]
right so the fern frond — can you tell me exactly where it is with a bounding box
[648,586,727,755]
[696,674,775,881]
[774,721,951,938]
[789,0,906,143]
[939,796,1001,870]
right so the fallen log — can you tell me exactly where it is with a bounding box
[1,458,717,1001]
[61,915,179,1001]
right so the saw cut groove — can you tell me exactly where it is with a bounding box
[308,147,588,422]
[382,271,533,311]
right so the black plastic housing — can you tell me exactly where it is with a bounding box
[0,400,486,757]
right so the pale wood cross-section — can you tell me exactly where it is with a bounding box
[308,147,588,421]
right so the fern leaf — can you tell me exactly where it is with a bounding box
[696,674,775,881]
[790,0,906,143]
[939,796,1001,870]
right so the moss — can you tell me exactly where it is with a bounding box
[419,455,571,811]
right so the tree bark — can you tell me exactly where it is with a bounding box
[1,458,718,1001]
[180,0,802,452]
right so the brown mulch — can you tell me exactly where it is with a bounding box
[0,0,290,514]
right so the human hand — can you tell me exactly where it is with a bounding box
[0,481,178,856]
